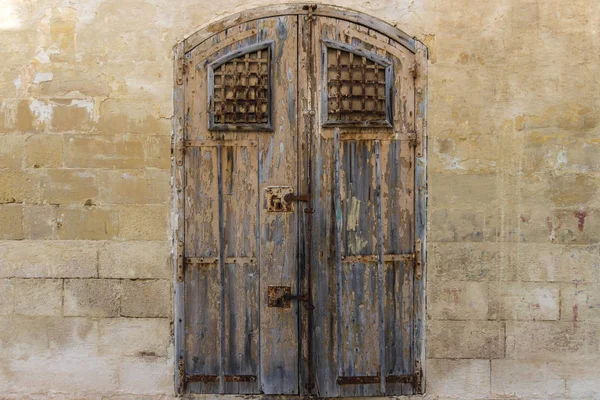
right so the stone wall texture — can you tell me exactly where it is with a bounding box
[1,0,599,399]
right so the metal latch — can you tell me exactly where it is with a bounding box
[266,186,294,212]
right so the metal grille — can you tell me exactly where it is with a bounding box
[327,47,387,123]
[212,49,269,124]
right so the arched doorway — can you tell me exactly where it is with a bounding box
[172,4,427,396]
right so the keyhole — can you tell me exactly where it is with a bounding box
[272,196,283,211]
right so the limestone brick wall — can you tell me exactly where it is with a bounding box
[0,0,598,399]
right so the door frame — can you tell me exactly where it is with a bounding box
[172,4,428,395]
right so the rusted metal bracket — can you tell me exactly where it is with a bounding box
[415,238,422,280]
[177,356,186,393]
[337,375,380,385]
[409,62,417,79]
[283,193,309,202]
[267,285,313,310]
[186,374,257,383]
[176,54,185,85]
[174,136,184,167]
[337,370,422,387]
[414,358,423,394]
[177,241,184,282]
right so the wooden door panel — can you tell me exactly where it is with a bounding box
[308,16,417,397]
[184,15,299,395]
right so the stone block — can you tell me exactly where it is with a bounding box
[429,173,498,209]
[47,317,99,355]
[121,280,171,318]
[506,321,600,360]
[0,316,49,359]
[565,358,600,398]
[24,133,63,168]
[491,360,565,398]
[429,208,497,242]
[23,205,58,239]
[0,134,24,168]
[488,282,559,320]
[64,134,146,169]
[40,169,98,204]
[0,280,14,315]
[144,135,171,169]
[0,169,39,204]
[118,357,172,394]
[117,205,168,240]
[427,359,491,399]
[561,283,600,322]
[13,279,62,316]
[51,100,94,132]
[428,320,504,359]
[429,281,488,320]
[428,242,499,281]
[0,241,98,278]
[98,170,170,204]
[98,318,170,357]
[0,204,23,239]
[56,206,118,240]
[64,279,121,317]
[99,241,171,279]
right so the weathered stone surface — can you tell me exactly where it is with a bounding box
[491,360,565,398]
[488,282,559,321]
[64,134,146,169]
[97,170,170,204]
[561,283,600,322]
[117,205,168,240]
[428,359,491,399]
[428,320,504,359]
[429,281,488,320]
[0,280,15,315]
[99,241,171,279]
[64,279,121,317]
[23,205,57,239]
[0,134,24,168]
[0,204,24,240]
[0,169,39,204]
[13,279,62,316]
[56,207,118,240]
[506,321,600,360]
[98,318,170,357]
[24,133,63,168]
[0,241,98,278]
[118,357,173,394]
[121,280,171,318]
[40,169,98,204]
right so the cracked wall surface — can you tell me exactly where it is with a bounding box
[1,0,599,399]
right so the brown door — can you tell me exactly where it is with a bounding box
[180,9,422,397]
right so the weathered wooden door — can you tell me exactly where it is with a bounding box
[174,5,426,397]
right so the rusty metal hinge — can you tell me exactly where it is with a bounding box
[177,356,186,394]
[284,193,309,202]
[414,238,422,280]
[414,358,423,393]
[177,241,184,282]
[176,55,185,85]
[303,3,317,20]
[409,62,417,79]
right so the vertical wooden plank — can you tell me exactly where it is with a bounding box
[309,15,340,398]
[173,41,186,395]
[184,146,220,394]
[217,144,225,394]
[222,145,260,394]
[374,140,386,395]
[413,39,428,394]
[257,15,299,395]
[339,140,379,397]
[333,127,343,383]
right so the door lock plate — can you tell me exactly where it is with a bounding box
[267,285,292,308]
[266,186,294,212]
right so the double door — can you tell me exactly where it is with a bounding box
[177,10,424,396]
